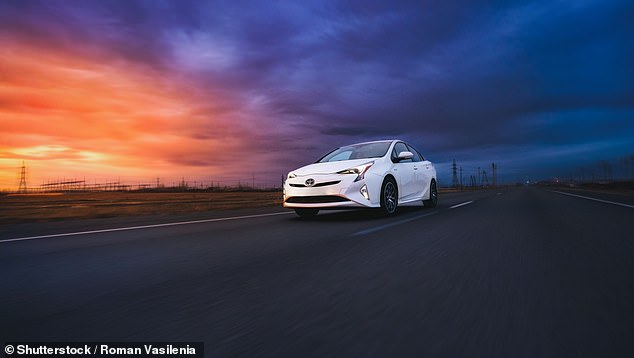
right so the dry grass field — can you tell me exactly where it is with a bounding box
[0,191,283,224]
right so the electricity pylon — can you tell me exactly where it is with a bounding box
[451,159,458,188]
[18,161,27,193]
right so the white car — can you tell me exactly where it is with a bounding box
[283,139,438,217]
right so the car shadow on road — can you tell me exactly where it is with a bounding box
[286,207,428,222]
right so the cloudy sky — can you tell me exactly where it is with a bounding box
[1,0,633,188]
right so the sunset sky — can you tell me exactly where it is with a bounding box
[1,0,633,189]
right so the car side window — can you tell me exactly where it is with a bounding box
[406,144,422,162]
[392,142,412,163]
[417,149,425,161]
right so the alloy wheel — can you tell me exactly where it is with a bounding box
[384,181,397,214]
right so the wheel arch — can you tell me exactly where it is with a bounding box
[383,173,397,184]
[381,173,398,198]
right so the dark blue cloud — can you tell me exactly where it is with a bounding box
[2,0,632,183]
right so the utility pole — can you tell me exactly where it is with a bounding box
[492,162,497,188]
[477,167,481,187]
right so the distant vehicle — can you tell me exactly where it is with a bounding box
[283,140,438,217]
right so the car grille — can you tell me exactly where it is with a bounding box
[285,195,350,204]
[289,180,341,188]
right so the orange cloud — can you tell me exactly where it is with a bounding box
[0,40,257,189]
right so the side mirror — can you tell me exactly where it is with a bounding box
[397,151,413,161]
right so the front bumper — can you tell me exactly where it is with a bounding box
[283,173,376,209]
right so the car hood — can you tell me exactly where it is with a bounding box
[292,159,376,176]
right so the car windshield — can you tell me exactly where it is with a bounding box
[317,142,391,163]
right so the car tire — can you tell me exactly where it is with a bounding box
[295,208,319,218]
[380,177,398,216]
[423,179,438,208]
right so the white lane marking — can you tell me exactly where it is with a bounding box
[351,212,438,237]
[449,201,474,209]
[551,191,634,209]
[0,212,294,244]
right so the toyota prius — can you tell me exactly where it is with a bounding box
[283,140,438,217]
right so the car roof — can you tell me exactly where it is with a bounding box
[344,139,400,146]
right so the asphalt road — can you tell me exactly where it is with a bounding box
[1,187,633,357]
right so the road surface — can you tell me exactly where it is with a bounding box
[1,187,633,357]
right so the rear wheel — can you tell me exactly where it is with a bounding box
[295,208,319,218]
[423,179,438,208]
[380,177,398,216]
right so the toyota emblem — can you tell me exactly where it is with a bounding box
[305,178,315,187]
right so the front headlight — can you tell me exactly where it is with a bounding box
[287,172,297,179]
[337,162,374,182]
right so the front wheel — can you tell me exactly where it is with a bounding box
[380,177,398,216]
[295,208,319,218]
[423,179,438,208]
